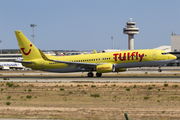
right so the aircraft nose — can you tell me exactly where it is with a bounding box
[169,54,177,60]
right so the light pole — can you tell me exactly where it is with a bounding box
[0,40,2,54]
[111,36,113,49]
[30,24,37,44]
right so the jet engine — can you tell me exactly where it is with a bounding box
[96,64,127,73]
[96,64,115,73]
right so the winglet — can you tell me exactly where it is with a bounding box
[93,49,97,53]
[38,49,51,61]
[61,53,64,56]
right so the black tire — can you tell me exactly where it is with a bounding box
[88,73,94,77]
[158,69,162,72]
[96,73,102,77]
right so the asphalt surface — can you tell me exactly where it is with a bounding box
[0,71,180,82]
[0,67,180,82]
[0,76,180,82]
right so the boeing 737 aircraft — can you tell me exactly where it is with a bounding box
[0,62,24,70]
[15,30,177,77]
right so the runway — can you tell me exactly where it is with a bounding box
[0,69,180,83]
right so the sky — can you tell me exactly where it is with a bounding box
[0,0,180,51]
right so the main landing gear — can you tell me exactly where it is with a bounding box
[87,72,94,77]
[87,72,102,77]
[96,73,102,77]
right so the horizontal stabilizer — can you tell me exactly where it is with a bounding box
[14,60,33,63]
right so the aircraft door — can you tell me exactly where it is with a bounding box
[96,58,101,64]
[152,51,157,60]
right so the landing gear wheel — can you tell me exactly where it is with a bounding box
[158,69,162,72]
[87,72,94,77]
[96,73,102,77]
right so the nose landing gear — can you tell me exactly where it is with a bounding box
[158,64,166,72]
[158,67,162,72]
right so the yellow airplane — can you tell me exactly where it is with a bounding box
[15,30,177,77]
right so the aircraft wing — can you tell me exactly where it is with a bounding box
[38,49,98,67]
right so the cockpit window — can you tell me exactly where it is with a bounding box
[161,52,169,55]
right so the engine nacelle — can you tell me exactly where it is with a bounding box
[96,64,128,73]
[96,64,115,73]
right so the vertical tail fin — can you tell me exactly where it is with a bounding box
[15,30,42,61]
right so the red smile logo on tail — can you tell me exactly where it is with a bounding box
[21,44,32,55]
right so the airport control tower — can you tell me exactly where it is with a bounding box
[123,18,139,50]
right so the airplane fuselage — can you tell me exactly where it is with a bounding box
[22,49,175,73]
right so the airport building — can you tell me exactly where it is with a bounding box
[123,18,139,50]
[0,54,22,62]
[0,50,89,62]
[171,33,180,52]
